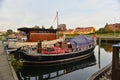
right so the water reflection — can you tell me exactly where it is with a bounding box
[17,53,96,80]
[99,43,113,53]
[97,42,113,69]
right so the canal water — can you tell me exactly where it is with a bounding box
[15,43,113,80]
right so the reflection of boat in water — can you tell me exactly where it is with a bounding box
[13,35,95,66]
[17,53,96,80]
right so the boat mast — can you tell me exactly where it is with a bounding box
[56,11,59,28]
[56,11,59,38]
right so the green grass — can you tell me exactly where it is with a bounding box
[96,33,120,37]
[64,32,120,38]
[0,37,3,41]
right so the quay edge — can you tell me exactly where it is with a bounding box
[87,63,112,80]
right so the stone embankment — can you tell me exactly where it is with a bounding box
[88,63,112,80]
[0,41,18,80]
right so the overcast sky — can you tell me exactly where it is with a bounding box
[0,0,120,31]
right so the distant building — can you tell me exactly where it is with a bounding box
[75,27,95,34]
[58,24,67,31]
[63,29,74,34]
[0,31,6,36]
[105,23,120,31]
[59,27,95,35]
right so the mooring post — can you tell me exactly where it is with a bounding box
[98,37,101,46]
[98,37,101,55]
[37,40,42,53]
[112,44,120,80]
[98,46,101,69]
[98,37,101,69]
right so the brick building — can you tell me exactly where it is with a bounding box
[105,23,120,31]
[58,24,67,31]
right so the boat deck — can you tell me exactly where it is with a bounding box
[20,45,94,56]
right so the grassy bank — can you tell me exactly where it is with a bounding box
[64,32,120,38]
[96,33,120,37]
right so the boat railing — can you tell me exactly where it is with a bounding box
[19,41,95,55]
[73,42,95,52]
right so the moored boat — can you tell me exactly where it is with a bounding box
[13,35,96,66]
[17,54,96,80]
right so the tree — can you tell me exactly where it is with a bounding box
[49,26,54,29]
[96,28,106,33]
[104,23,108,28]
[33,25,40,29]
[41,25,45,29]
[6,29,13,36]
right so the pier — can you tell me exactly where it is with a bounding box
[97,37,120,43]
[88,42,120,80]
[0,41,18,80]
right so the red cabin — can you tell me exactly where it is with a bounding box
[17,27,57,42]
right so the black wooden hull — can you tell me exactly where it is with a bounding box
[23,52,94,66]
[14,47,95,66]
[17,54,96,80]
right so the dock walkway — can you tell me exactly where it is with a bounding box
[97,37,120,43]
[0,41,18,80]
